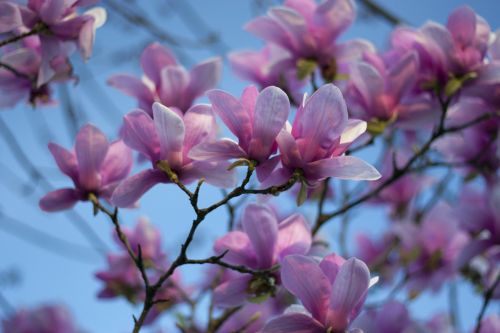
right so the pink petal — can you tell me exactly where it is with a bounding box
[349,62,384,111]
[186,57,222,101]
[319,253,346,284]
[276,127,303,168]
[332,119,367,155]
[122,109,160,161]
[276,214,312,260]
[140,43,177,86]
[100,140,133,186]
[305,156,380,181]
[313,0,356,42]
[78,17,95,60]
[152,102,185,169]
[39,0,66,24]
[245,16,295,51]
[447,6,477,47]
[48,143,78,183]
[327,258,370,331]
[213,275,252,308]
[188,139,247,162]
[0,2,22,33]
[183,104,216,154]
[248,86,290,162]
[75,124,109,190]
[181,161,237,188]
[299,84,348,162]
[281,255,331,323]
[207,90,252,148]
[261,313,325,333]
[242,203,279,268]
[213,231,257,267]
[269,7,308,51]
[111,169,166,207]
[256,155,281,182]
[159,66,189,109]
[107,75,154,113]
[241,85,259,120]
[39,188,82,212]
[387,51,419,101]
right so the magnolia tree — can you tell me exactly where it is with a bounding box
[0,0,499,332]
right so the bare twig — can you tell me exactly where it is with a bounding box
[474,273,500,333]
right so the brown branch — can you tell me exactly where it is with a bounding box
[0,24,47,48]
[358,0,406,26]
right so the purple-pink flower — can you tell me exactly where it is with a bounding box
[109,42,221,116]
[394,204,468,293]
[112,102,235,207]
[354,301,419,333]
[189,85,290,181]
[268,84,380,187]
[39,124,132,212]
[2,304,80,333]
[262,253,373,333]
[391,6,490,87]
[212,203,312,307]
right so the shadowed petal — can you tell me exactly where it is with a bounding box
[188,139,247,162]
[214,231,257,267]
[207,90,252,147]
[245,16,295,51]
[276,214,312,260]
[276,127,303,168]
[48,143,78,183]
[122,109,160,161]
[111,169,166,207]
[159,66,189,109]
[387,51,419,100]
[213,275,252,308]
[248,86,290,161]
[187,57,222,100]
[242,203,279,268]
[281,255,331,323]
[153,102,185,169]
[262,313,325,333]
[183,104,216,154]
[314,0,356,41]
[39,188,82,212]
[327,258,370,331]
[447,6,477,47]
[319,253,346,284]
[140,43,177,85]
[0,2,22,33]
[181,161,237,188]
[100,140,133,185]
[305,156,381,181]
[75,124,109,190]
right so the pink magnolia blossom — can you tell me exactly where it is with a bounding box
[391,6,490,87]
[394,204,469,293]
[4,0,106,86]
[476,315,500,333]
[39,124,133,212]
[356,232,398,284]
[434,98,499,180]
[188,85,290,181]
[346,50,438,129]
[268,84,380,187]
[353,301,420,333]
[109,42,221,115]
[212,203,312,308]
[95,218,184,324]
[245,0,373,81]
[112,102,235,207]
[262,254,373,333]
[2,304,80,333]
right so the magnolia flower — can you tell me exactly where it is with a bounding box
[39,124,133,212]
[355,233,398,284]
[189,85,290,181]
[112,102,235,207]
[267,84,380,187]
[109,42,221,115]
[354,301,420,333]
[262,254,374,333]
[394,204,468,293]
[391,6,490,87]
[4,0,107,86]
[212,203,312,307]
[346,51,438,130]
[434,98,499,180]
[245,0,372,82]
[95,218,184,323]
[229,44,305,104]
[2,304,80,333]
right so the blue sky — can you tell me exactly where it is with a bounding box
[0,1,499,332]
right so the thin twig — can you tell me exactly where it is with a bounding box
[474,273,500,333]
